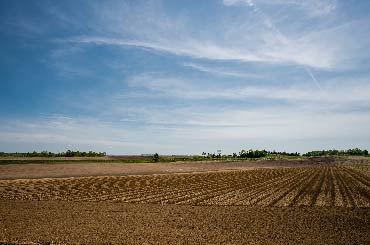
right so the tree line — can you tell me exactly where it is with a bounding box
[0,148,369,159]
[303,148,369,157]
[0,150,107,157]
[202,148,369,159]
[202,149,300,159]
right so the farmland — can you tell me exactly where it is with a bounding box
[1,157,370,244]
[1,165,370,207]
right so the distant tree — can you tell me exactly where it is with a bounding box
[303,148,369,157]
[153,153,160,162]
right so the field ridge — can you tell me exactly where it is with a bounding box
[1,166,369,208]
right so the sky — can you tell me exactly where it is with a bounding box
[1,0,370,155]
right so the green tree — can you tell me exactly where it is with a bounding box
[153,153,160,162]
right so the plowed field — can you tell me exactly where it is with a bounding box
[1,166,369,207]
[1,159,370,244]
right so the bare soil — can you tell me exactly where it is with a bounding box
[0,155,192,161]
[1,201,369,244]
[0,158,315,180]
[1,157,369,244]
[1,166,369,207]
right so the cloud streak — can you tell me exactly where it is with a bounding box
[68,33,339,69]
[1,106,370,154]
[66,36,267,63]
[47,0,369,71]
[183,63,261,78]
[223,0,337,17]
[304,67,323,91]
[124,73,370,106]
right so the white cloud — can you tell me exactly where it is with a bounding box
[69,34,338,69]
[223,0,255,7]
[223,0,337,17]
[1,105,369,154]
[183,63,262,78]
[53,0,370,71]
[69,36,266,63]
[124,73,370,106]
[0,115,172,154]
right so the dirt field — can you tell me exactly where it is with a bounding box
[0,158,311,180]
[1,166,370,207]
[1,157,370,244]
[1,201,369,244]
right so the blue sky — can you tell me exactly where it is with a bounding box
[1,0,370,155]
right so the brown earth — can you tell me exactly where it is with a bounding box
[1,166,369,207]
[0,158,320,180]
[0,155,193,161]
[1,157,370,244]
[1,201,369,245]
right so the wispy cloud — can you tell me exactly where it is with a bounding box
[66,36,266,63]
[45,0,368,71]
[0,115,169,154]
[183,63,261,78]
[1,106,370,154]
[67,33,338,69]
[304,67,323,91]
[124,73,370,106]
[223,0,337,17]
